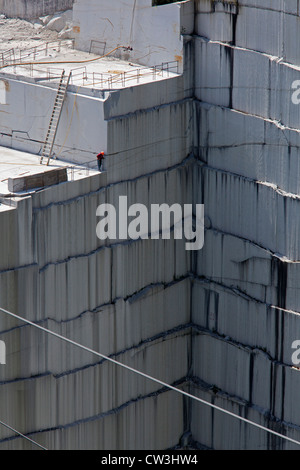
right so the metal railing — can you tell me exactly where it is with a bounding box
[0,39,75,69]
[0,38,179,90]
[89,40,106,56]
[69,60,180,89]
[67,164,93,181]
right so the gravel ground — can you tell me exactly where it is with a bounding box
[0,16,63,53]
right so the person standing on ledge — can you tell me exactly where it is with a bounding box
[97,151,105,172]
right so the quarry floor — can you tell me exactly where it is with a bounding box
[0,16,178,197]
[0,16,178,89]
[0,16,61,52]
[0,146,98,196]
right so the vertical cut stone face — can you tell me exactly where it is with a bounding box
[190,0,300,450]
[2,0,300,451]
[0,0,74,19]
[0,42,194,448]
[72,0,187,69]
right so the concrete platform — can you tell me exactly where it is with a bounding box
[1,43,179,91]
[0,146,98,195]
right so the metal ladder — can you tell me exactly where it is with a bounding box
[40,70,71,166]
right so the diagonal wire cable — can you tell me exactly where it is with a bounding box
[0,306,300,447]
[0,419,47,450]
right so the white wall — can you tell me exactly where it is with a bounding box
[195,0,300,67]
[0,0,74,19]
[0,75,107,167]
[72,0,194,71]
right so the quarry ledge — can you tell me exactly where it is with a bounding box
[196,100,300,142]
[215,1,300,17]
[0,276,192,332]
[0,377,189,443]
[201,162,300,202]
[207,226,298,264]
[0,326,192,384]
[195,274,300,321]
[195,35,284,60]
[190,375,300,436]
[31,153,194,212]
[37,230,192,273]
[0,146,99,197]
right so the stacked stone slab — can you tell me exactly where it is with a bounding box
[0,40,195,448]
[191,0,300,449]
[2,0,300,450]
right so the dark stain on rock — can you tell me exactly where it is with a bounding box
[248,351,254,406]
[231,2,239,47]
[281,366,285,423]
[224,45,234,109]
[276,258,288,310]
[271,258,287,362]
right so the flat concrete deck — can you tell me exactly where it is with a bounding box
[1,42,179,90]
[0,145,98,195]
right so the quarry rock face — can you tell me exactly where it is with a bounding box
[0,0,74,20]
[0,0,300,450]
[191,0,300,450]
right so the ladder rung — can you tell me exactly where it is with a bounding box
[40,70,70,165]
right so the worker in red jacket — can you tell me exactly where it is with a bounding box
[97,151,105,171]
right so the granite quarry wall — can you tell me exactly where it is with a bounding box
[0,0,74,19]
[1,0,300,450]
[190,0,300,449]
[0,74,108,167]
[0,37,195,449]
[72,0,194,70]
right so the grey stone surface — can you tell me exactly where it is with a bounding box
[0,0,74,19]
[2,0,300,451]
